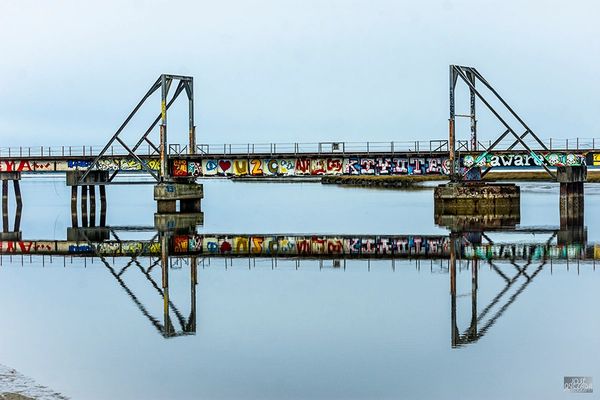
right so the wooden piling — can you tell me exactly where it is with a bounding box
[81,185,88,228]
[99,185,107,227]
[89,185,96,227]
[71,186,78,227]
[2,180,8,233]
[13,180,22,232]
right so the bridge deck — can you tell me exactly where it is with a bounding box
[0,139,598,178]
[1,234,597,261]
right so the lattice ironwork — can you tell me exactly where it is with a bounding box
[78,74,195,184]
[449,65,556,181]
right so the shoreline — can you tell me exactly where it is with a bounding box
[321,170,600,188]
[0,364,67,400]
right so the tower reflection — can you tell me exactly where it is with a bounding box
[0,222,596,344]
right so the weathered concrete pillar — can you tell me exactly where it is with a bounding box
[154,182,203,231]
[434,182,521,231]
[557,165,587,244]
[558,166,586,230]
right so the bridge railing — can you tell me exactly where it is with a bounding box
[0,144,160,158]
[470,137,600,152]
[194,140,451,156]
[1,138,599,158]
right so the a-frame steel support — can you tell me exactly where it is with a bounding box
[78,74,195,185]
[448,65,556,181]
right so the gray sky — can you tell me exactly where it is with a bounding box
[0,0,598,147]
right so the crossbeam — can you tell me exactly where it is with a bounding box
[449,65,557,181]
[78,74,195,185]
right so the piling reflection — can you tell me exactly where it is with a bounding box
[0,175,23,240]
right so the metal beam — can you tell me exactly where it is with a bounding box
[452,66,556,180]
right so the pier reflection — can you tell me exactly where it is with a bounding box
[0,223,597,346]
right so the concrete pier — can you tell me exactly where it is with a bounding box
[67,227,111,242]
[435,213,520,232]
[154,182,204,232]
[558,166,586,228]
[557,165,587,244]
[434,183,520,219]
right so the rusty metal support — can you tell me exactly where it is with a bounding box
[450,65,556,181]
[160,75,169,181]
[449,66,458,180]
[79,74,194,185]
[467,70,477,151]
[185,80,196,155]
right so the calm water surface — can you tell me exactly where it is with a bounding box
[0,178,599,399]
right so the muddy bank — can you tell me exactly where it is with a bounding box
[0,364,67,400]
[322,170,600,187]
[321,175,442,187]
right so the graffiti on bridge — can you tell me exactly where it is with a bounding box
[171,235,449,256]
[0,237,595,260]
[462,153,586,168]
[463,243,586,260]
[0,159,161,172]
[0,152,590,175]
[171,157,451,177]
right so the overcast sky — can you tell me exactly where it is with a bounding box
[0,0,598,148]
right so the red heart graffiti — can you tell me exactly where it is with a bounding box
[220,241,232,252]
[219,160,232,171]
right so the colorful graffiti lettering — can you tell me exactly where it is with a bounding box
[0,237,593,261]
[463,153,586,168]
[310,159,326,175]
[233,160,249,175]
[187,161,202,176]
[203,159,218,176]
[97,159,120,171]
[326,159,343,174]
[67,160,92,169]
[173,159,188,177]
[169,235,452,257]
[250,159,263,175]
[295,158,311,175]
[264,159,278,176]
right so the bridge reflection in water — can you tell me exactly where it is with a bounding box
[0,224,597,344]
